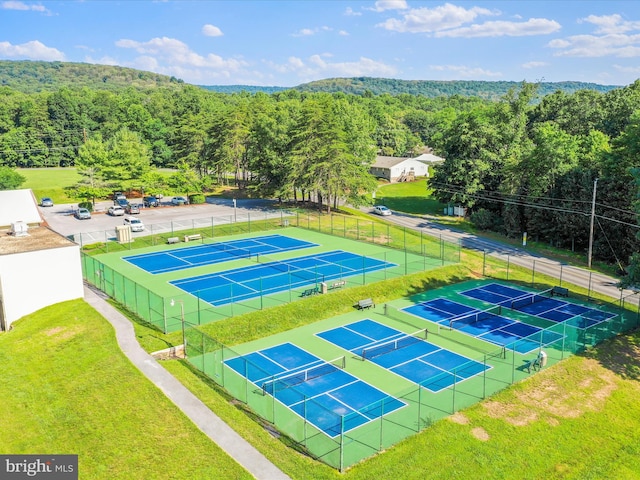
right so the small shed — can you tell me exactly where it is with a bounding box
[0,189,83,331]
[370,156,429,182]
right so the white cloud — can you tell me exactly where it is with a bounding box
[113,36,250,82]
[522,61,549,69]
[116,36,247,69]
[292,26,332,37]
[429,64,502,78]
[372,0,408,12]
[0,40,64,61]
[1,1,48,13]
[267,54,397,80]
[344,7,361,16]
[293,28,316,37]
[202,24,223,37]
[550,13,640,59]
[435,18,560,38]
[579,14,640,35]
[614,64,640,74]
[377,3,495,33]
[339,30,349,36]
[549,33,640,57]
[84,55,119,66]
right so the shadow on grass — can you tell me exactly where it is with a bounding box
[581,328,640,381]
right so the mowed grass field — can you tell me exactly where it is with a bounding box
[375,179,446,216]
[19,167,82,204]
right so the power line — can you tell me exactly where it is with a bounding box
[430,181,638,219]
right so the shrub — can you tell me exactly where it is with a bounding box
[78,201,93,212]
[188,194,205,204]
[470,208,500,231]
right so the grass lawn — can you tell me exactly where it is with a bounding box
[19,167,81,204]
[375,179,445,216]
[0,300,251,480]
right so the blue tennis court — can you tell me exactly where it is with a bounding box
[225,343,405,437]
[171,250,395,306]
[403,298,564,354]
[317,319,490,392]
[461,283,615,328]
[124,234,317,274]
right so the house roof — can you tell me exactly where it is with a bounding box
[372,156,412,168]
[414,153,445,163]
[0,189,42,228]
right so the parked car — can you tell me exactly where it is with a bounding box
[114,197,129,208]
[373,205,392,216]
[125,203,140,214]
[40,197,54,207]
[74,208,91,220]
[143,196,159,207]
[108,206,125,216]
[171,196,189,205]
[123,216,144,232]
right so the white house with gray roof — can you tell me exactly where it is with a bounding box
[370,155,429,182]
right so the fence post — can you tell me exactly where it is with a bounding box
[531,259,536,286]
[483,250,486,277]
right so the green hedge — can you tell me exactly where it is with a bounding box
[188,193,205,204]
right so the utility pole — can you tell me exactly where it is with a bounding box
[587,178,598,268]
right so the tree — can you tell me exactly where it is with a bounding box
[71,134,110,204]
[167,162,202,197]
[0,166,25,190]
[101,128,151,189]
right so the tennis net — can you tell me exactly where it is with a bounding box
[361,329,428,361]
[205,240,256,261]
[510,289,553,310]
[449,305,502,330]
[261,356,346,396]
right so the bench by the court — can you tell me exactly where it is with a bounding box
[301,287,319,297]
[167,237,180,244]
[357,298,374,310]
[551,286,569,297]
[328,280,346,290]
[183,233,202,242]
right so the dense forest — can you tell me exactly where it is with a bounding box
[0,60,639,278]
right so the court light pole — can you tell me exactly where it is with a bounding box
[233,198,237,223]
[170,299,186,357]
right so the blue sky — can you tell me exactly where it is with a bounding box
[1,1,639,87]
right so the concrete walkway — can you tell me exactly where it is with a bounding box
[83,286,290,480]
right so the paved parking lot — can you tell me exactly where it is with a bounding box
[39,197,282,241]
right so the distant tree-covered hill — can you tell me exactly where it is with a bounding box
[0,60,622,99]
[291,77,620,99]
[199,84,287,94]
[0,60,185,93]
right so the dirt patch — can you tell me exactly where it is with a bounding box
[44,327,65,336]
[43,326,81,341]
[471,427,490,441]
[449,412,470,425]
[483,358,619,426]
